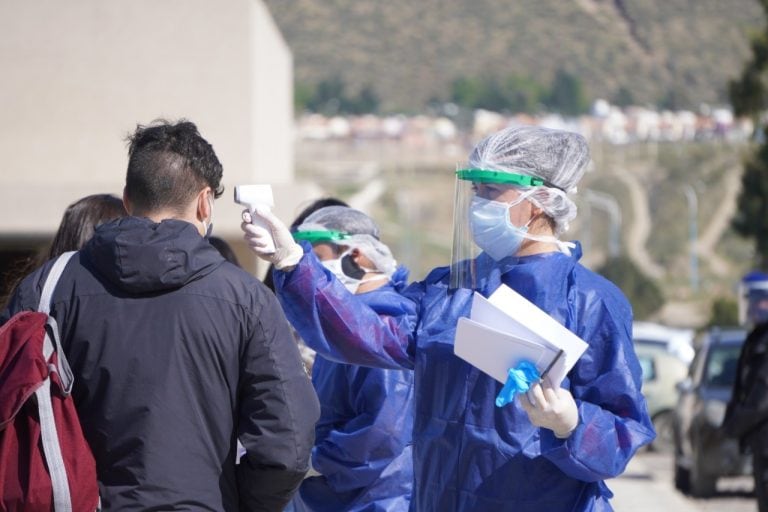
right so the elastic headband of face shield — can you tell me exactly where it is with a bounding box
[456,168,565,191]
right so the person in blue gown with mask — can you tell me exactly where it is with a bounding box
[272,206,415,512]
[242,125,654,511]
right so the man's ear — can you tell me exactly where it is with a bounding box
[195,187,212,222]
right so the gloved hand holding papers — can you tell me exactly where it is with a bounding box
[453,284,588,387]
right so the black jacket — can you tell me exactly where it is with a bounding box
[1,217,320,511]
[723,322,768,451]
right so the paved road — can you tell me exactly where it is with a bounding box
[610,450,756,511]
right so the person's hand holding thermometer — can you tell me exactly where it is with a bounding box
[236,185,304,270]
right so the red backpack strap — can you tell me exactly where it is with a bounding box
[34,251,76,512]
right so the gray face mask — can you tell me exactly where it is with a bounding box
[321,251,387,294]
[322,257,364,293]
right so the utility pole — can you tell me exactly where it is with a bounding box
[682,184,699,293]
[583,190,622,258]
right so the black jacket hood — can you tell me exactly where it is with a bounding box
[82,216,224,294]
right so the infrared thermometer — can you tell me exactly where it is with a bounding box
[234,184,276,254]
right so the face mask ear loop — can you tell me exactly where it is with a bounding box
[501,189,536,230]
[360,274,389,285]
[516,230,576,254]
[522,213,536,230]
[513,204,575,255]
[201,192,214,237]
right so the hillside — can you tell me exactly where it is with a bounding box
[264,0,764,112]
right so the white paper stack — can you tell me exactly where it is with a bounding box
[453,284,588,385]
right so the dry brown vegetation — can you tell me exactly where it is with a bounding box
[265,0,764,112]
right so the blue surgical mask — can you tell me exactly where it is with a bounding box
[469,195,531,261]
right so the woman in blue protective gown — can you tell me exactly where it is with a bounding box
[243,126,655,512]
[280,206,415,512]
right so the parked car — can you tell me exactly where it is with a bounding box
[672,327,751,497]
[633,321,695,365]
[635,344,688,452]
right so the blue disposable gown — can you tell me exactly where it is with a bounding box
[275,243,655,512]
[289,266,415,512]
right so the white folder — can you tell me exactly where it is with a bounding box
[453,284,589,385]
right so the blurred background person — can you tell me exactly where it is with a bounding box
[275,205,414,512]
[46,194,128,259]
[0,193,127,309]
[723,271,768,512]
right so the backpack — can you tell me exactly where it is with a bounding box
[0,252,100,511]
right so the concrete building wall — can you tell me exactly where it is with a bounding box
[0,0,311,246]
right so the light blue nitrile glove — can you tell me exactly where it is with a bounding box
[495,360,540,408]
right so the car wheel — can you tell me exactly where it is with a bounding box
[674,462,690,493]
[689,450,717,497]
[650,411,675,453]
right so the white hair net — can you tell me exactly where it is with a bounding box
[468,125,590,234]
[297,205,397,275]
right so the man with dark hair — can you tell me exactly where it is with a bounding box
[1,119,320,511]
[124,120,224,217]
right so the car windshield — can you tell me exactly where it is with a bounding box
[634,338,668,348]
[703,344,741,388]
[638,354,656,381]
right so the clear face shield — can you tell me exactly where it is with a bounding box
[738,279,768,327]
[450,168,548,290]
